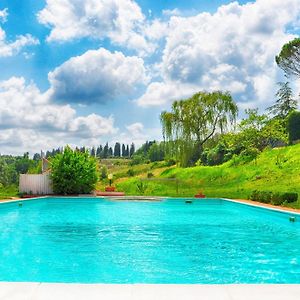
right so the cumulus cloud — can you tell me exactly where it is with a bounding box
[0,77,118,154]
[138,0,300,109]
[136,81,197,107]
[37,0,160,55]
[117,122,150,147]
[0,9,39,57]
[48,48,147,105]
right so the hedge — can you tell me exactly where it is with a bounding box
[249,190,298,206]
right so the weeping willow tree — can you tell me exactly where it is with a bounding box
[160,91,238,167]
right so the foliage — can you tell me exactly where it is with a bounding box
[287,111,300,144]
[127,168,135,177]
[50,146,98,194]
[267,82,297,118]
[136,180,148,194]
[250,190,298,205]
[160,91,238,166]
[117,144,300,209]
[0,154,40,186]
[148,142,165,162]
[100,166,108,179]
[275,38,300,77]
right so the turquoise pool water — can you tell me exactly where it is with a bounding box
[0,197,299,283]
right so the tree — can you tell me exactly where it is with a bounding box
[148,142,165,162]
[129,143,135,157]
[287,111,300,144]
[160,91,238,166]
[267,82,297,118]
[90,147,96,157]
[103,143,109,158]
[114,142,121,157]
[108,147,113,157]
[50,146,98,194]
[126,145,129,157]
[275,38,300,77]
[122,144,126,157]
[33,153,41,161]
[96,145,103,158]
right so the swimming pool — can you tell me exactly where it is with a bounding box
[0,197,299,283]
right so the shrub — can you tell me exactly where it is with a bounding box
[287,111,300,144]
[100,166,108,179]
[259,191,273,203]
[165,159,176,166]
[282,192,298,203]
[127,169,135,177]
[51,146,98,194]
[147,172,154,178]
[250,190,298,205]
[271,193,285,206]
[136,180,147,194]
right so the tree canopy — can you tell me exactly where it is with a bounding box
[275,38,300,77]
[50,146,98,194]
[160,91,238,166]
[267,81,297,118]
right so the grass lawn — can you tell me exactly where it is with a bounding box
[106,144,300,209]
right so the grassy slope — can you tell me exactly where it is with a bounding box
[115,144,300,208]
[0,185,18,199]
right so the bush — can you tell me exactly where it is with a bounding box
[100,166,108,179]
[249,190,298,205]
[165,159,176,166]
[127,169,135,177]
[271,193,285,206]
[147,172,154,178]
[136,180,147,194]
[51,146,98,194]
[282,192,298,203]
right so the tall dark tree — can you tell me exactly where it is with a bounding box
[114,142,121,157]
[33,153,41,161]
[268,82,297,118]
[108,147,113,157]
[103,143,109,158]
[96,145,103,158]
[276,38,300,77]
[129,143,135,157]
[90,147,96,157]
[122,144,126,157]
[126,145,129,157]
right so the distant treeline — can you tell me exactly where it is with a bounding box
[32,142,136,160]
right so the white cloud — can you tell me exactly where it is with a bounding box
[0,77,118,154]
[138,0,300,108]
[48,48,147,105]
[37,0,160,55]
[0,8,8,23]
[136,81,197,107]
[0,9,39,58]
[116,122,161,148]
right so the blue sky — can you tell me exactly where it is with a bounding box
[0,0,299,155]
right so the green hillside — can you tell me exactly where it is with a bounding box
[115,144,300,208]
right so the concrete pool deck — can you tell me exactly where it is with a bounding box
[1,283,300,300]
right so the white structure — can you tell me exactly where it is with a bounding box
[19,158,53,195]
[19,173,53,195]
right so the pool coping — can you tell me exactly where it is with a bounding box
[0,197,300,299]
[0,282,300,300]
